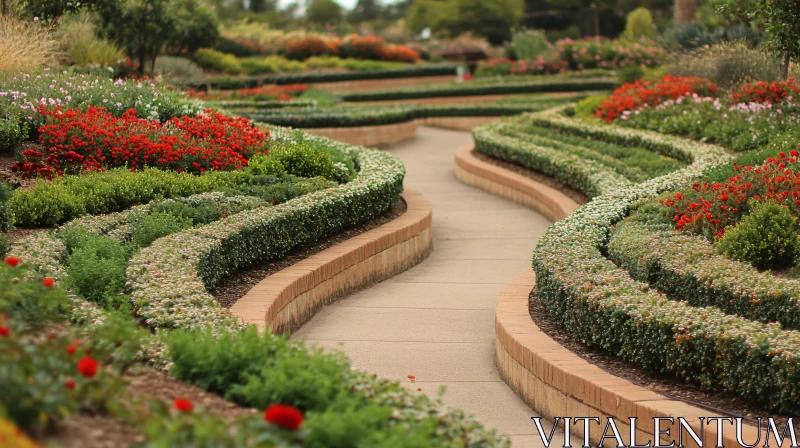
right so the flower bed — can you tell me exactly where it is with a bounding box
[554,37,666,71]
[595,75,718,121]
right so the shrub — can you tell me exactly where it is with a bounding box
[617,64,645,84]
[130,212,193,248]
[511,29,550,62]
[717,200,800,269]
[0,16,60,74]
[595,75,717,121]
[59,13,125,67]
[62,231,129,306]
[574,95,609,119]
[731,79,799,104]
[624,7,655,39]
[0,261,67,330]
[169,0,219,55]
[255,140,336,180]
[0,181,12,232]
[285,36,338,60]
[554,37,665,71]
[0,234,8,258]
[193,48,242,74]
[155,56,207,83]
[667,42,784,89]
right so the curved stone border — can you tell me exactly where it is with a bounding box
[230,187,432,334]
[453,145,579,222]
[460,145,761,445]
[303,121,418,147]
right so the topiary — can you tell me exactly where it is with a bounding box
[716,199,800,270]
[624,7,655,39]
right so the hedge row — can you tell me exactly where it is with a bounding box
[126,127,405,332]
[608,218,800,331]
[522,108,800,413]
[184,64,459,90]
[210,99,318,110]
[340,78,617,102]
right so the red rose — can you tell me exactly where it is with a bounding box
[173,398,193,412]
[263,405,304,430]
[77,356,99,378]
[4,257,20,267]
[42,277,55,288]
[65,379,76,390]
[67,345,77,355]
[0,325,9,337]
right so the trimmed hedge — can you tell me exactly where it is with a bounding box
[340,78,617,102]
[126,127,405,332]
[609,217,800,331]
[184,64,459,90]
[518,107,800,413]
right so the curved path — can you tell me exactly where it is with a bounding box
[293,127,553,447]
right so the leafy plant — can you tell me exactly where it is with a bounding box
[129,212,192,248]
[717,200,800,269]
[624,7,655,39]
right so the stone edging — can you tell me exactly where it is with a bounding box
[453,145,579,222]
[459,144,761,445]
[303,121,418,147]
[230,187,432,335]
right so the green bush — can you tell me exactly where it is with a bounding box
[0,181,12,232]
[61,231,130,307]
[155,56,207,83]
[148,200,221,226]
[0,108,30,154]
[511,29,550,61]
[624,7,655,39]
[617,64,645,84]
[0,234,8,258]
[574,95,609,119]
[130,212,193,248]
[0,263,67,330]
[194,48,243,74]
[717,200,800,269]
[667,42,784,89]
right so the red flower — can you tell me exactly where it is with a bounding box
[0,325,9,337]
[4,257,20,267]
[67,345,77,355]
[77,356,99,378]
[173,398,194,412]
[65,379,76,390]
[263,405,304,430]
[42,277,55,288]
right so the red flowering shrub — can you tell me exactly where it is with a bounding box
[662,150,800,240]
[285,36,339,60]
[595,75,717,121]
[731,79,799,104]
[77,356,99,378]
[263,405,303,430]
[476,57,566,77]
[12,107,268,178]
[5,256,19,267]
[379,44,420,63]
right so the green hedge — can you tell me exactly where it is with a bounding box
[609,217,800,331]
[340,78,617,102]
[126,126,405,332]
[184,64,459,90]
[518,108,800,413]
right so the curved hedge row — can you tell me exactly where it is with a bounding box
[515,108,800,413]
[185,64,459,90]
[341,78,617,102]
[126,128,405,332]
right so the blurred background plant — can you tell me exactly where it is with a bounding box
[0,15,60,73]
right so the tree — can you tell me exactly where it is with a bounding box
[305,0,342,24]
[544,0,616,37]
[407,0,523,44]
[348,0,382,23]
[674,0,696,23]
[713,0,800,78]
[96,0,176,73]
[170,0,220,55]
[18,0,116,24]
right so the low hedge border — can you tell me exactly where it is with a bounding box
[209,99,318,110]
[184,64,459,90]
[126,128,405,333]
[608,218,800,330]
[473,118,633,198]
[525,108,800,413]
[341,78,617,102]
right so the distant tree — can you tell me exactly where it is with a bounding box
[96,0,175,72]
[18,0,115,24]
[713,0,800,78]
[545,0,616,37]
[674,0,696,23]
[407,0,523,44]
[170,0,220,55]
[306,0,342,24]
[348,0,382,23]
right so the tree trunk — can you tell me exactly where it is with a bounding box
[593,7,600,40]
[782,53,791,80]
[1,0,6,16]
[674,0,697,24]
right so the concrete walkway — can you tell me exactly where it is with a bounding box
[293,127,554,447]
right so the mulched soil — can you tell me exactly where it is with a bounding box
[41,366,256,448]
[470,150,590,205]
[211,197,407,308]
[528,289,794,428]
[0,143,40,190]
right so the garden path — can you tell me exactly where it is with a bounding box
[293,126,553,447]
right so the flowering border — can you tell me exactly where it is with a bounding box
[126,128,405,332]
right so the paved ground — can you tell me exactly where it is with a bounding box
[293,126,554,447]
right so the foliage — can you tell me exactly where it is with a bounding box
[554,36,665,71]
[407,0,524,45]
[624,7,655,39]
[58,13,125,67]
[62,231,130,307]
[511,29,550,62]
[254,141,337,181]
[0,261,66,330]
[305,0,342,25]
[475,57,566,77]
[194,48,242,74]
[0,16,60,74]
[667,42,785,89]
[168,0,220,55]
[717,199,800,269]
[17,0,110,23]
[0,182,11,233]
[574,95,609,119]
[617,64,644,84]
[154,56,207,84]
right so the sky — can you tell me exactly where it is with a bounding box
[278,0,359,12]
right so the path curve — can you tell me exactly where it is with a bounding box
[293,127,553,447]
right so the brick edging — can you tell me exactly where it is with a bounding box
[453,145,580,222]
[230,187,432,335]
[461,144,762,446]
